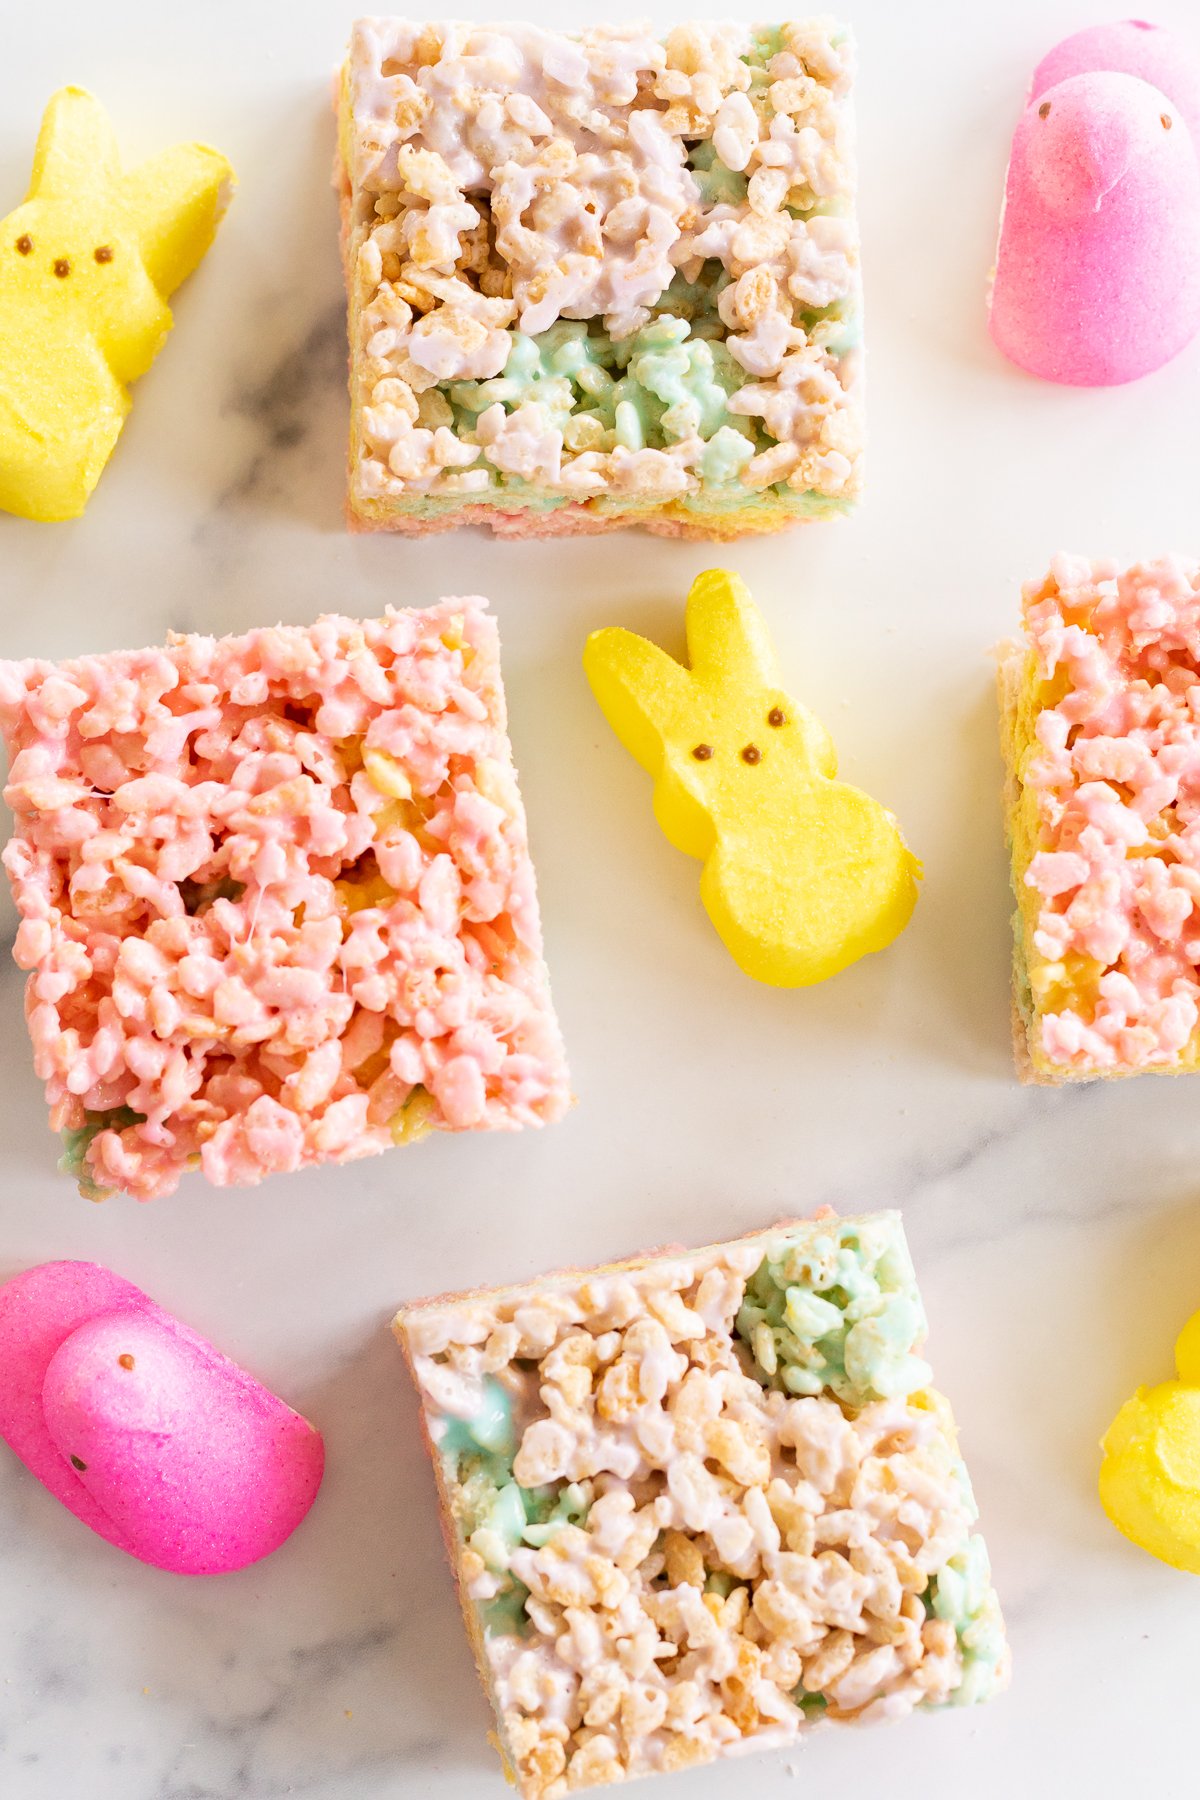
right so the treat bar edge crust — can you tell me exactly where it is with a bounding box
[395,1210,1008,1796]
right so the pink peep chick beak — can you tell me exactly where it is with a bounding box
[1030,78,1154,216]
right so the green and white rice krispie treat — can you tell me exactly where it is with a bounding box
[395,1213,1008,1795]
[338,20,863,539]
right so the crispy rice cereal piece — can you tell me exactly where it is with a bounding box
[0,601,569,1199]
[336,19,863,539]
[395,1213,1008,1796]
[1000,553,1200,1084]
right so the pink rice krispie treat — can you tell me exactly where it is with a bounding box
[1001,553,1200,1082]
[0,601,569,1199]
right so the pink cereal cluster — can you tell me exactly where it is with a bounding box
[0,600,569,1200]
[1022,552,1200,1072]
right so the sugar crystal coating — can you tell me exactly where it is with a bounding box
[0,601,569,1198]
[338,19,863,537]
[395,1213,1008,1796]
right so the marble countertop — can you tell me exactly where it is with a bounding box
[4,2,1200,1797]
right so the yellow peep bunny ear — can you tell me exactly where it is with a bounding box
[684,569,780,688]
[27,87,121,204]
[1176,1312,1200,1386]
[124,143,235,297]
[583,627,693,774]
[24,87,233,297]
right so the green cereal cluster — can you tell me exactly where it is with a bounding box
[652,262,731,334]
[735,1218,933,1405]
[449,325,610,431]
[438,1375,591,1635]
[618,316,746,447]
[927,1536,1010,1704]
[747,23,786,65]
[687,140,748,208]
[448,314,758,478]
[59,1105,145,1198]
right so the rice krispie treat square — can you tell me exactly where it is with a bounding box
[0,600,569,1200]
[1000,553,1200,1083]
[395,1212,1009,1796]
[337,19,863,540]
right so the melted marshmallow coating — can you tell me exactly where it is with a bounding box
[1013,554,1200,1076]
[0,601,569,1199]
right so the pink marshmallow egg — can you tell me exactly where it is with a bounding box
[0,1262,324,1574]
[1031,19,1200,146]
[988,68,1200,384]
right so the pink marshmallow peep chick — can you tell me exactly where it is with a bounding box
[989,68,1200,384]
[1032,20,1200,146]
[0,1261,324,1574]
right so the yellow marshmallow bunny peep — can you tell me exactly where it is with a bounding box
[584,570,920,987]
[0,87,233,521]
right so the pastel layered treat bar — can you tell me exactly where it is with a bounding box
[337,20,863,540]
[1000,554,1200,1082]
[395,1212,1008,1796]
[0,601,569,1200]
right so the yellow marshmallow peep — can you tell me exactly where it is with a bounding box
[0,87,233,521]
[583,570,920,987]
[1100,1311,1200,1573]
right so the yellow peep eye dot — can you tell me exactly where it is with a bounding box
[15,234,33,255]
[53,257,70,278]
[767,708,786,727]
[741,744,761,764]
[94,244,114,264]
[692,743,714,761]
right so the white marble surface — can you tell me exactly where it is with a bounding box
[4,2,1200,1796]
